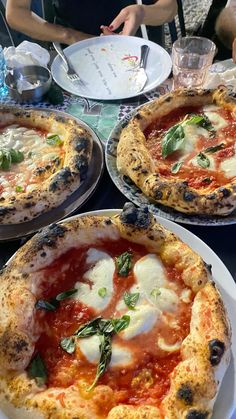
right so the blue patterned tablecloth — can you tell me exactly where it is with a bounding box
[0,80,172,146]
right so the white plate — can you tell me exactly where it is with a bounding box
[105,109,236,226]
[1,210,236,419]
[51,35,172,100]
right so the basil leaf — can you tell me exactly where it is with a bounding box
[35,299,57,311]
[60,336,76,354]
[1,149,11,170]
[202,177,212,184]
[98,287,107,298]
[99,319,114,334]
[56,288,78,301]
[196,152,210,169]
[185,113,215,133]
[123,292,139,310]
[116,251,132,277]
[171,161,183,174]
[27,353,47,386]
[150,288,161,300]
[204,143,224,153]
[46,134,63,146]
[161,124,185,159]
[87,334,112,391]
[15,185,23,193]
[75,317,102,338]
[112,315,130,333]
[10,149,24,163]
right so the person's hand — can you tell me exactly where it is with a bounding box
[106,5,145,36]
[100,25,117,36]
[233,38,236,62]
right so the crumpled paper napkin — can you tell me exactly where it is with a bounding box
[4,41,50,69]
[4,41,50,93]
[203,60,236,90]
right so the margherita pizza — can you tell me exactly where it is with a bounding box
[0,106,93,224]
[0,203,231,418]
[117,88,236,215]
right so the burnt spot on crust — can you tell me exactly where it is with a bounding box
[13,338,28,353]
[164,95,172,102]
[34,167,47,176]
[176,384,193,405]
[40,252,47,258]
[209,339,225,366]
[203,261,212,274]
[134,112,142,120]
[207,193,216,200]
[36,223,67,249]
[0,207,10,216]
[74,137,89,153]
[155,189,163,200]
[186,410,209,419]
[183,191,196,202]
[49,168,72,192]
[105,219,112,225]
[74,155,89,180]
[24,202,34,209]
[218,187,231,198]
[132,164,142,171]
[120,202,151,228]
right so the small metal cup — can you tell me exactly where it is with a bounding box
[5,65,52,103]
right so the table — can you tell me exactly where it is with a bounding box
[0,78,236,284]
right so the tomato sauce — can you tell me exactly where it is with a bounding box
[34,239,192,405]
[144,106,236,190]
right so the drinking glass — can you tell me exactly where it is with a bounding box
[172,37,216,89]
[0,45,8,98]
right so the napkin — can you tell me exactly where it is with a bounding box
[203,66,236,90]
[4,41,50,69]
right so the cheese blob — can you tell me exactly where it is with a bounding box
[78,335,133,368]
[122,305,160,340]
[73,248,115,312]
[220,155,236,178]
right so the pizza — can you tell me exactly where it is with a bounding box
[0,106,93,224]
[117,88,236,216]
[0,203,231,419]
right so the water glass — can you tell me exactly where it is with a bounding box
[0,45,8,98]
[172,37,216,89]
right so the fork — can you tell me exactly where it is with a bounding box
[53,42,86,85]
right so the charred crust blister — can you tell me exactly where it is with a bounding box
[186,410,209,419]
[183,191,196,202]
[36,223,67,249]
[176,384,193,405]
[218,187,231,198]
[209,339,225,366]
[120,202,151,228]
[74,137,89,153]
[74,155,89,180]
[49,168,72,192]
[203,261,212,274]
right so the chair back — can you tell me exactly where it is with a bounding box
[168,0,186,44]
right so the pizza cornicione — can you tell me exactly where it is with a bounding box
[0,203,231,418]
[0,106,93,224]
[117,88,236,216]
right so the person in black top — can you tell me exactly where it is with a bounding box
[6,0,177,46]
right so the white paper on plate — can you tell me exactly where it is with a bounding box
[204,62,236,90]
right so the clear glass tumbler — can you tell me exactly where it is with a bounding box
[172,37,216,89]
[0,45,8,98]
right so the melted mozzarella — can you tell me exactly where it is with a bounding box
[181,124,209,155]
[203,109,228,130]
[134,254,167,294]
[220,155,236,178]
[122,305,160,340]
[73,249,115,312]
[0,124,64,197]
[78,335,133,367]
[149,288,179,313]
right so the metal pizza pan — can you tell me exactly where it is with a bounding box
[0,109,104,241]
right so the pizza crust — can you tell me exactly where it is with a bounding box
[0,106,93,224]
[0,204,231,418]
[117,88,236,216]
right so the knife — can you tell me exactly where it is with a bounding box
[134,45,150,92]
